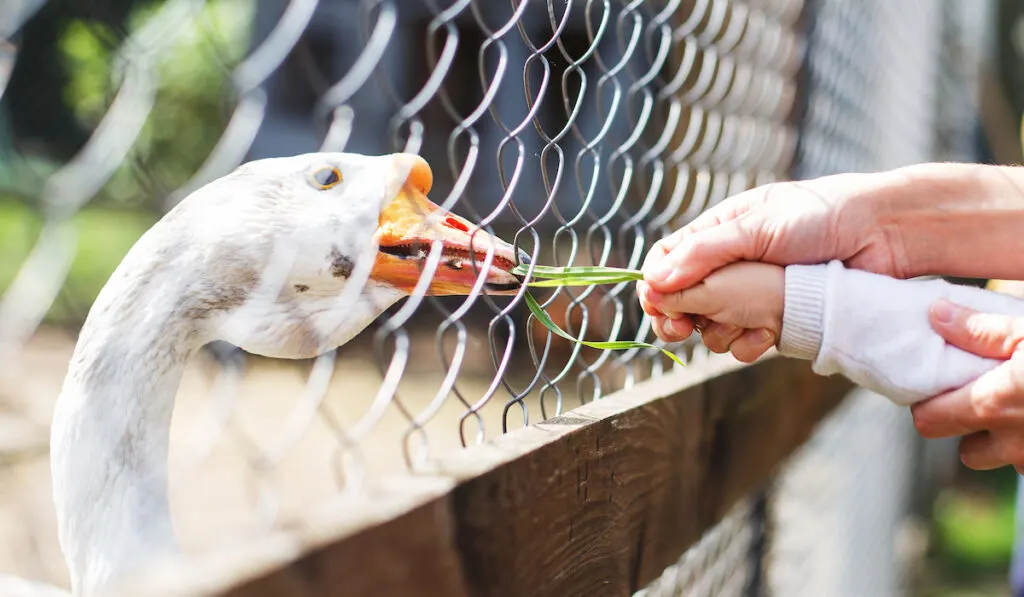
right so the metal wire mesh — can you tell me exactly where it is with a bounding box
[0,0,994,594]
[761,1,993,597]
[637,0,993,595]
[635,498,759,597]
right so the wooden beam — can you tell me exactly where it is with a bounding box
[111,353,851,597]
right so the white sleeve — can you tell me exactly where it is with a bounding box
[777,260,1024,406]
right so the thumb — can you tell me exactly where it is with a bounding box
[643,220,754,293]
[929,299,1024,359]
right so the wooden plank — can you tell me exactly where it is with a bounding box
[218,499,472,597]
[448,355,849,596]
[110,353,851,597]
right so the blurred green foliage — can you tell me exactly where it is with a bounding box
[0,199,157,324]
[56,0,254,210]
[935,489,1015,571]
[0,0,254,324]
[916,467,1019,596]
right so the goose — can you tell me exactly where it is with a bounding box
[0,152,525,597]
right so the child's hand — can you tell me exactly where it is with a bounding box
[638,261,784,362]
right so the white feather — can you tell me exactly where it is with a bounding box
[14,152,430,596]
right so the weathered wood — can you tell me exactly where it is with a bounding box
[447,354,848,597]
[111,353,851,597]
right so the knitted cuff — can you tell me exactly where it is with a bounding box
[778,263,828,360]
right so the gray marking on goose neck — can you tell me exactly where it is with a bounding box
[328,246,354,278]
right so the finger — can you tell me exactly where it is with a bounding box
[959,431,1024,470]
[665,315,695,341]
[651,316,671,342]
[701,322,744,354]
[911,361,1024,438]
[643,197,754,272]
[730,328,777,363]
[958,431,1005,470]
[644,220,756,293]
[680,185,764,235]
[991,431,1024,470]
[642,185,770,290]
[636,282,664,318]
[644,267,783,331]
[929,299,1024,359]
[644,284,721,319]
[651,315,695,343]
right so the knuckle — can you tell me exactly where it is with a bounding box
[731,345,761,364]
[702,324,738,352]
[1014,359,1024,387]
[660,291,686,313]
[753,182,781,203]
[967,313,1019,353]
[704,333,732,353]
[1010,358,1024,391]
[970,393,1006,424]
[1014,320,1024,351]
[676,237,701,262]
[704,338,729,353]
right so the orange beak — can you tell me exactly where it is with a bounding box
[371,154,524,296]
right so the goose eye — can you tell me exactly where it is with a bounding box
[311,167,342,190]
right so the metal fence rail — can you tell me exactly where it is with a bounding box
[0,0,994,595]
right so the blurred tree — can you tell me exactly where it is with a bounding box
[4,0,139,161]
[2,0,254,213]
[0,0,254,325]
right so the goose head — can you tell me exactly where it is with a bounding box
[164,152,525,359]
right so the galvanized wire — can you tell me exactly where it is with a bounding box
[633,0,991,595]
[764,1,990,597]
[635,498,758,597]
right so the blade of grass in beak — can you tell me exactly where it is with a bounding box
[523,292,685,367]
[512,264,644,282]
[524,276,641,287]
[512,264,645,288]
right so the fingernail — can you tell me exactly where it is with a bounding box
[666,311,682,321]
[755,329,775,346]
[932,300,957,324]
[667,318,690,337]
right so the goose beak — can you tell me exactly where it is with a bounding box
[371,154,525,296]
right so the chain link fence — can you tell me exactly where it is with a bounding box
[644,1,995,596]
[0,0,995,594]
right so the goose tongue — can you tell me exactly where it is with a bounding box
[370,182,523,296]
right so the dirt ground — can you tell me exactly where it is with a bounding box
[0,325,577,590]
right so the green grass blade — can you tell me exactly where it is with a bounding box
[523,292,684,367]
[524,276,637,288]
[511,264,644,283]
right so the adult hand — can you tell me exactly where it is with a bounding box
[911,299,1024,472]
[640,163,1024,357]
[639,170,909,350]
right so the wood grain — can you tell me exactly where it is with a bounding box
[110,353,851,597]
